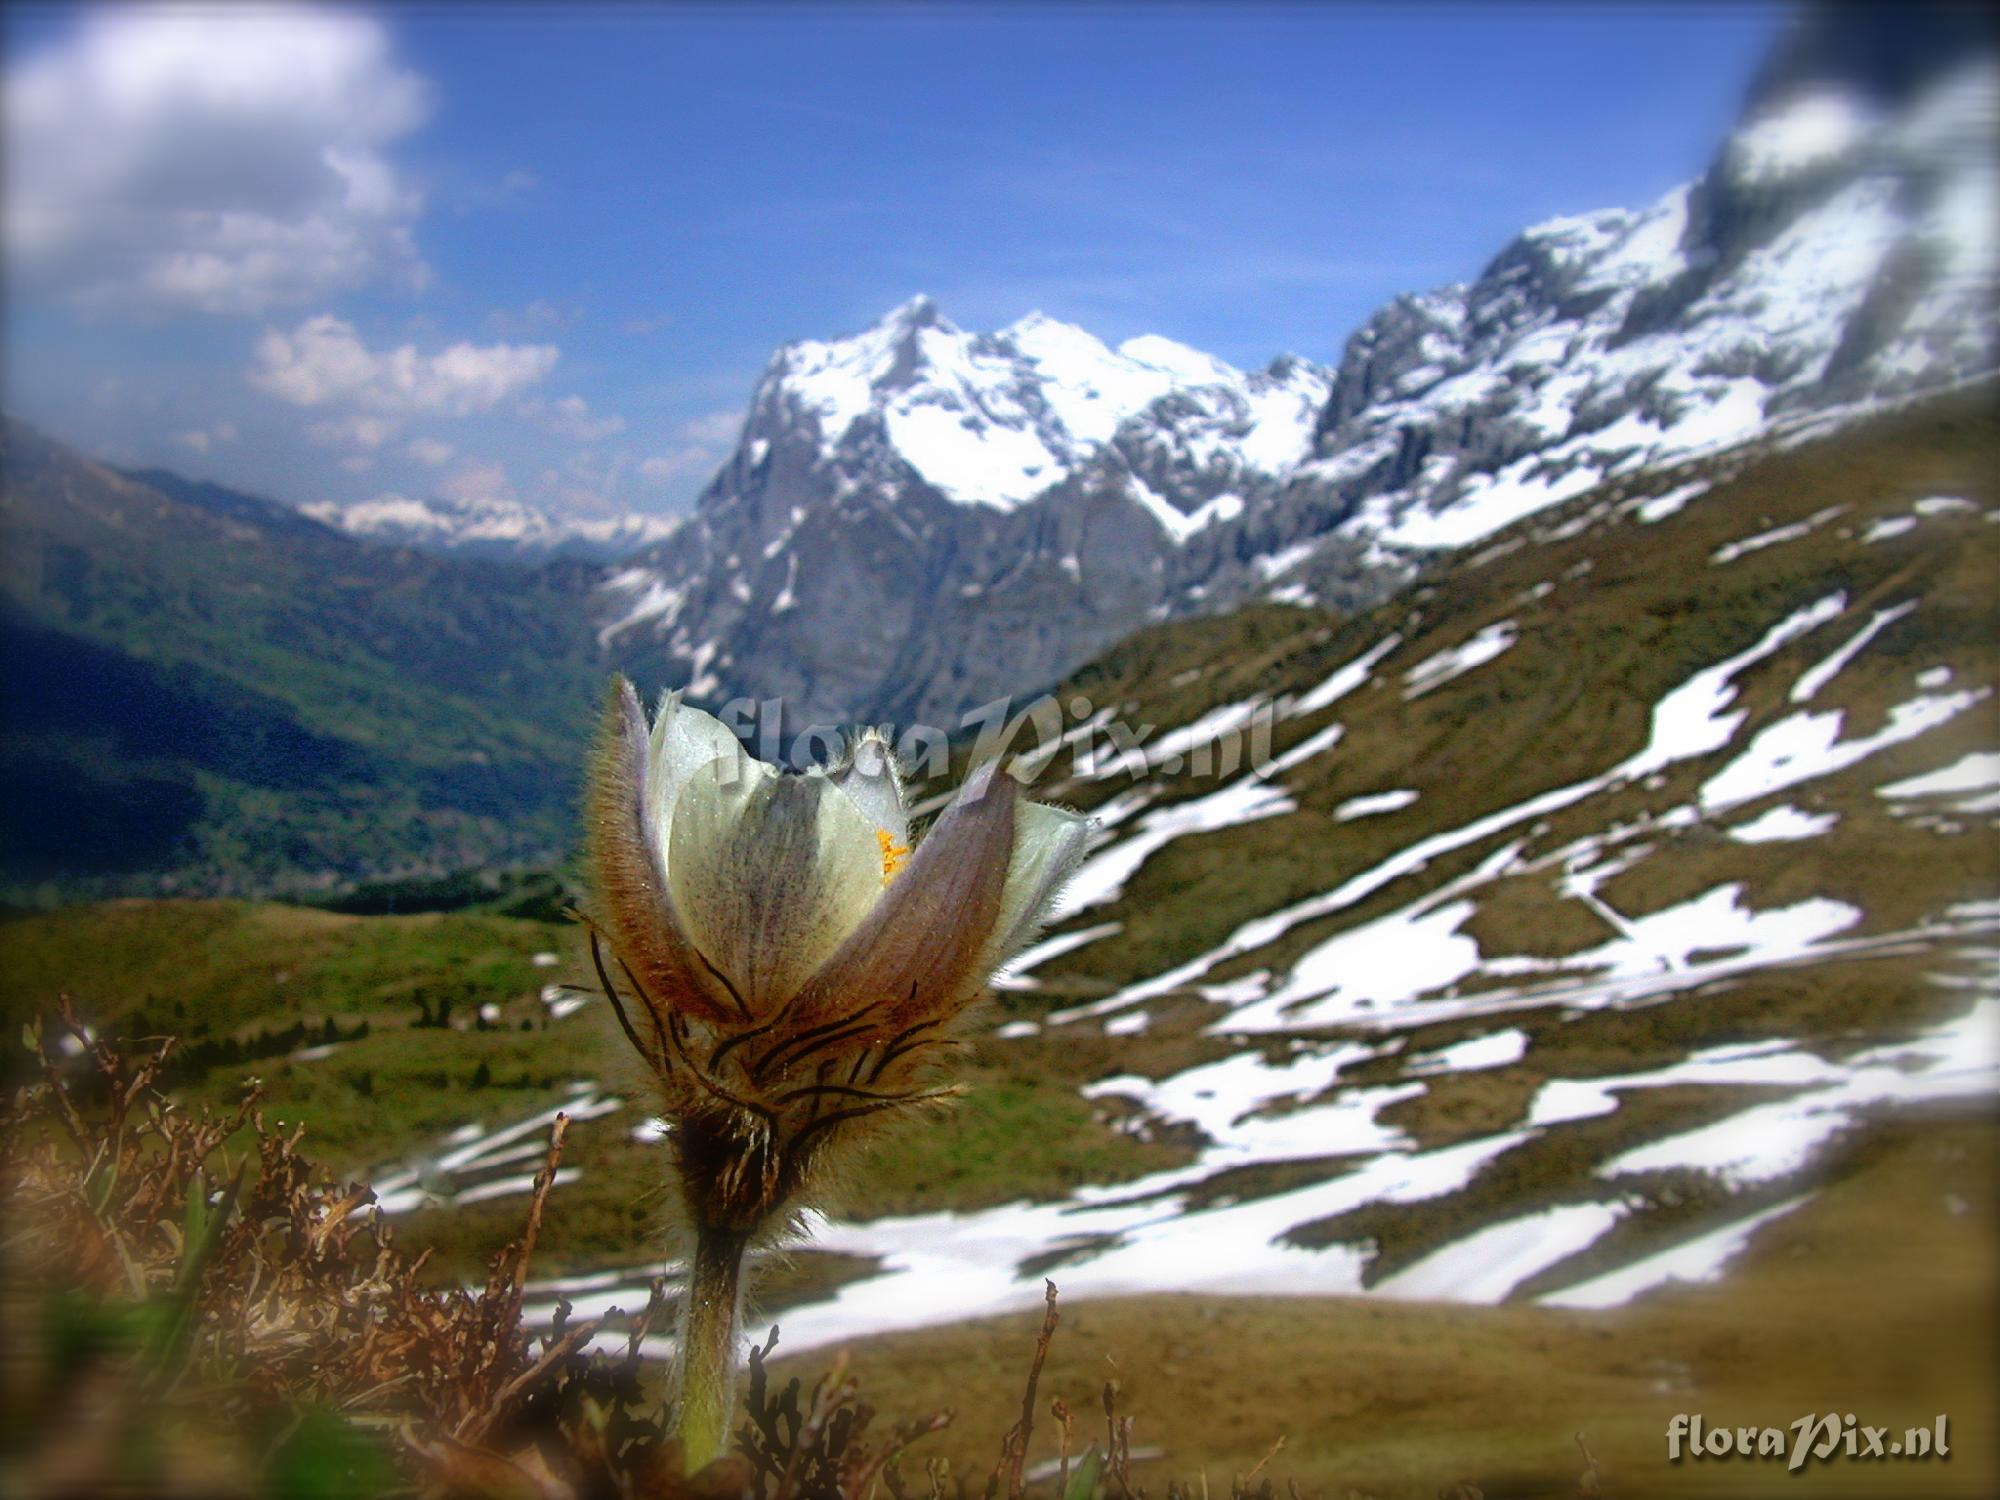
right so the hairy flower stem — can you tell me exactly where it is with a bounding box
[675,1224,749,1472]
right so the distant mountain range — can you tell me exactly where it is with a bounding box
[297,487,684,562]
[598,2,1997,724]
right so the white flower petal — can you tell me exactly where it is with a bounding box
[980,793,1092,972]
[667,757,883,1018]
[646,692,750,869]
[830,727,908,846]
[791,763,1019,1032]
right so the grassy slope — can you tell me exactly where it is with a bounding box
[945,391,1999,1287]
[6,904,1992,1489]
[1026,392,1998,998]
[0,898,1192,1276]
[769,1111,1998,1499]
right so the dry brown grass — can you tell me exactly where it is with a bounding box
[2,1004,681,1497]
[0,1007,1332,1500]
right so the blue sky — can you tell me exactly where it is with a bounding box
[3,2,1786,518]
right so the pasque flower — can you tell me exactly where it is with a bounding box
[581,676,1088,1469]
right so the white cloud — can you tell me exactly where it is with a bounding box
[437,459,509,506]
[524,393,626,441]
[407,436,456,467]
[4,6,433,315]
[455,168,539,214]
[172,420,237,454]
[640,450,714,484]
[308,413,400,450]
[486,299,578,335]
[679,409,744,446]
[536,450,637,516]
[638,409,743,486]
[250,314,558,417]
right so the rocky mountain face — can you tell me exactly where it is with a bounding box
[604,4,1998,727]
[597,303,1330,727]
[1246,3,2000,606]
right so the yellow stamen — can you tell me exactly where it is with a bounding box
[875,827,911,885]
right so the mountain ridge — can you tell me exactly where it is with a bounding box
[602,9,1997,725]
[301,486,685,562]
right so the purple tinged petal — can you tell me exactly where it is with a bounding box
[646,691,749,853]
[980,793,1093,974]
[792,762,1019,1032]
[583,676,737,1027]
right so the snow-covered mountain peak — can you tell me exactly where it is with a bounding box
[1276,24,1998,569]
[886,292,943,326]
[1511,190,1689,296]
[1899,58,2000,157]
[994,307,1081,346]
[773,296,958,441]
[1115,333,1242,386]
[603,3,1996,727]
[1725,87,1882,188]
[303,489,682,561]
[749,298,1310,512]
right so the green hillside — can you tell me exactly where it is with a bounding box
[1032,390,1997,994]
[0,417,609,901]
[0,895,1193,1277]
